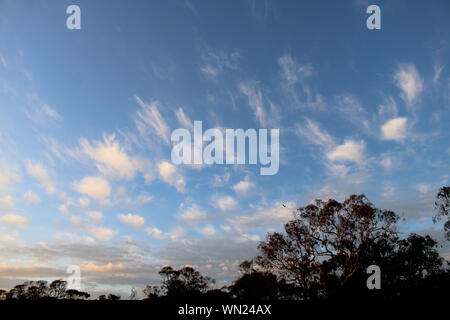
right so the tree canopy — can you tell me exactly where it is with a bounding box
[251,194,448,299]
[1,280,90,300]
[434,186,450,240]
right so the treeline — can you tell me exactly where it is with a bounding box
[1,187,449,301]
[0,279,90,300]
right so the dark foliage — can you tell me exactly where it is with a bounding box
[252,194,448,300]
[230,260,295,299]
[143,265,215,300]
[434,186,450,240]
[1,280,90,300]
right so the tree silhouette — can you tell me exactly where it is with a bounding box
[48,279,68,299]
[252,194,448,299]
[143,265,216,300]
[6,284,27,300]
[255,194,399,299]
[65,289,90,300]
[143,285,161,300]
[107,294,121,300]
[230,260,292,299]
[434,186,450,240]
[1,279,90,300]
[24,281,48,300]
[158,265,214,298]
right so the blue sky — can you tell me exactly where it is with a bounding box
[0,0,449,296]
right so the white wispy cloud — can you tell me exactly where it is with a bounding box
[70,210,103,229]
[433,64,445,84]
[237,233,260,242]
[145,227,166,240]
[184,0,199,15]
[200,51,239,78]
[326,163,351,177]
[198,225,218,238]
[239,81,279,127]
[176,107,193,130]
[58,204,68,215]
[381,117,408,141]
[327,140,366,165]
[26,161,56,195]
[394,64,423,106]
[334,94,370,130]
[213,195,238,212]
[200,65,219,77]
[239,81,266,126]
[79,133,140,181]
[85,211,103,224]
[169,226,185,241]
[296,119,368,175]
[80,262,125,273]
[179,204,207,224]
[297,118,334,148]
[119,194,154,209]
[118,213,145,229]
[277,54,324,110]
[40,136,81,163]
[377,96,398,119]
[89,227,117,241]
[73,176,111,200]
[0,195,14,213]
[278,54,312,86]
[230,201,296,231]
[381,184,396,199]
[0,164,21,192]
[247,0,272,23]
[78,197,90,210]
[135,96,170,144]
[23,190,40,205]
[158,161,186,192]
[0,214,28,229]
[0,53,7,68]
[380,154,394,171]
[0,232,20,244]
[212,172,230,187]
[232,176,255,196]
[25,98,62,123]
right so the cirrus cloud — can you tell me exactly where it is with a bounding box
[135,96,170,144]
[80,133,137,181]
[26,161,55,195]
[394,64,423,106]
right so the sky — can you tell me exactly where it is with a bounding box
[0,0,449,297]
